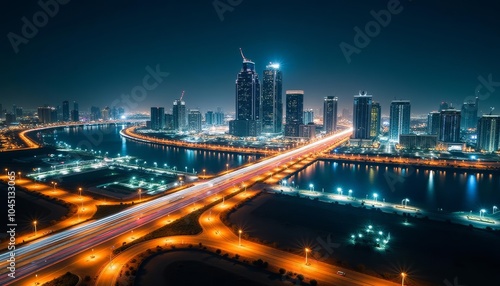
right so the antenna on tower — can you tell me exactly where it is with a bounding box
[180,90,185,101]
[489,107,495,115]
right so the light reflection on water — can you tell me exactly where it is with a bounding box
[288,160,499,212]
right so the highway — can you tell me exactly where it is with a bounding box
[0,129,352,285]
[97,188,398,286]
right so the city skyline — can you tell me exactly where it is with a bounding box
[2,1,500,115]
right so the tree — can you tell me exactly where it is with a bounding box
[279,268,286,275]
[310,279,318,286]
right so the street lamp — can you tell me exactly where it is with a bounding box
[33,220,37,236]
[402,198,410,208]
[337,187,342,196]
[373,193,378,202]
[493,206,498,214]
[401,272,406,286]
[138,189,142,202]
[226,163,229,172]
[480,209,486,218]
[348,189,353,198]
[79,187,83,209]
[304,248,310,265]
[18,172,21,179]
[309,184,314,192]
[203,169,206,178]
[238,229,242,246]
[185,166,187,172]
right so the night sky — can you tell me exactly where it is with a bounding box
[1,0,499,115]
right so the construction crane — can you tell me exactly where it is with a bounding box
[489,107,495,115]
[180,90,185,101]
[239,48,251,62]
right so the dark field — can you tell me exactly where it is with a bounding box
[228,192,500,286]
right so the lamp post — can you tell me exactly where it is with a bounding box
[33,220,37,236]
[18,172,21,179]
[79,188,83,209]
[337,187,342,196]
[309,184,314,192]
[138,189,142,202]
[402,198,409,208]
[238,229,242,246]
[203,169,206,178]
[373,193,378,202]
[401,272,406,286]
[348,189,353,198]
[226,163,229,172]
[493,206,498,214]
[305,248,310,265]
[480,209,486,218]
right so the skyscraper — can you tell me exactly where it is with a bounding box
[427,111,440,135]
[261,63,282,134]
[438,109,461,142]
[229,50,261,137]
[460,97,479,131]
[284,90,304,137]
[323,96,338,134]
[303,109,314,125]
[173,99,186,131]
[150,107,165,130]
[71,101,79,122]
[389,100,411,142]
[370,102,381,138]
[476,115,500,152]
[352,91,372,139]
[62,101,69,121]
[205,111,214,125]
[188,110,202,132]
[38,106,56,124]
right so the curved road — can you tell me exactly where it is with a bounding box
[0,129,352,285]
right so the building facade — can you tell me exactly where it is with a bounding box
[173,99,187,131]
[352,91,372,139]
[229,53,261,136]
[476,115,500,152]
[261,63,282,134]
[284,90,304,137]
[323,96,338,134]
[389,100,411,142]
[438,109,461,142]
[370,102,381,138]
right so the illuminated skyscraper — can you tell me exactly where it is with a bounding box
[427,111,440,135]
[352,91,372,139]
[150,107,165,130]
[477,114,500,152]
[284,90,304,137]
[438,109,461,142]
[323,96,338,133]
[460,97,479,131]
[261,63,282,134]
[173,99,186,131]
[303,109,314,125]
[229,50,261,136]
[370,102,381,138]
[389,100,411,142]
